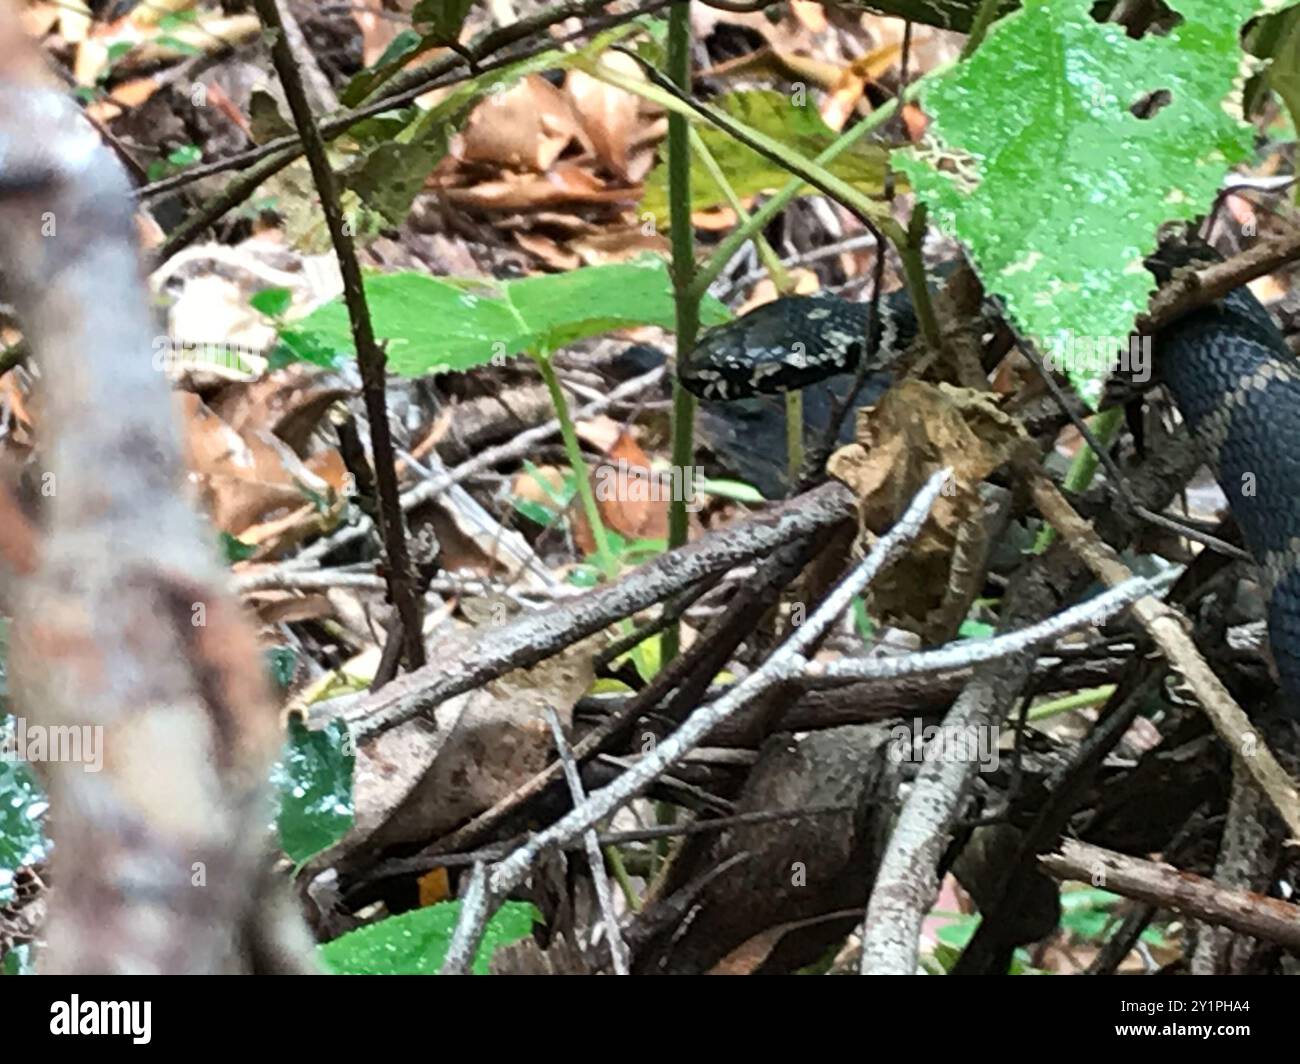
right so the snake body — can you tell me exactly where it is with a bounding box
[681,253,1300,706]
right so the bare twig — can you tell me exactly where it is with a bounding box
[290,367,665,570]
[254,0,424,670]
[440,861,490,975]
[442,469,952,966]
[340,480,859,742]
[1027,471,1300,839]
[543,706,630,974]
[1039,840,1300,951]
[806,569,1175,687]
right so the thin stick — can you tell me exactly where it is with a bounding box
[442,469,952,965]
[254,0,425,671]
[543,705,631,974]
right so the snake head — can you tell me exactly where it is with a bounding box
[679,293,876,401]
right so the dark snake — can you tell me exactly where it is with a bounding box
[678,245,1300,707]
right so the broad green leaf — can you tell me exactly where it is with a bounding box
[641,90,892,224]
[341,29,425,104]
[289,259,730,376]
[250,286,293,319]
[319,900,540,974]
[895,0,1267,405]
[413,0,477,43]
[273,717,355,866]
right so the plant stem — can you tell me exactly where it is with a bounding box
[662,0,699,665]
[535,352,618,579]
[894,205,943,350]
[961,0,1006,60]
[1027,685,1117,721]
[690,127,803,485]
[1033,405,1125,553]
[255,0,425,672]
[688,65,950,298]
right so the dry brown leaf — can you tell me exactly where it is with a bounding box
[737,268,821,315]
[565,55,648,182]
[790,0,828,32]
[328,635,601,874]
[827,380,1033,639]
[514,230,581,270]
[512,464,567,510]
[587,430,669,543]
[457,74,582,172]
[574,413,624,454]
[352,0,406,66]
[569,224,670,265]
[247,590,334,625]
[443,162,637,211]
[821,42,901,130]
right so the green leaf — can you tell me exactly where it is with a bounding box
[155,36,202,57]
[272,717,355,866]
[167,144,202,167]
[958,619,995,640]
[513,496,561,526]
[895,0,1264,406]
[341,31,428,106]
[290,260,730,377]
[319,900,540,974]
[250,286,294,319]
[694,476,766,504]
[218,531,257,564]
[271,327,345,370]
[264,645,298,690]
[413,0,477,43]
[0,731,48,906]
[2,943,33,974]
[641,90,892,224]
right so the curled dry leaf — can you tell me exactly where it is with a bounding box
[566,52,658,183]
[457,74,582,173]
[575,428,669,550]
[442,160,637,211]
[329,633,601,873]
[827,380,1033,639]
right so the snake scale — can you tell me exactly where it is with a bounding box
[679,245,1300,707]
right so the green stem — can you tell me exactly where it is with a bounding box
[663,1,699,666]
[604,844,642,911]
[689,127,789,291]
[1032,406,1125,554]
[690,127,802,484]
[535,352,618,579]
[785,389,805,489]
[1027,685,1117,721]
[961,0,1005,60]
[894,206,943,351]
